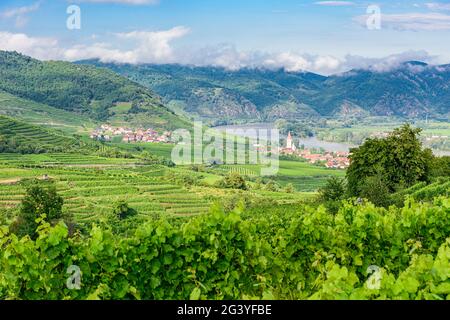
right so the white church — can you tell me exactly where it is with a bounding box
[285,132,297,152]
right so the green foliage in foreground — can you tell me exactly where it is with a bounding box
[0,197,449,300]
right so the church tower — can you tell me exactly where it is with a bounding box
[286,132,296,151]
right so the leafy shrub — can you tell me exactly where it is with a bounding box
[112,201,138,220]
[264,180,280,192]
[9,181,63,239]
[217,172,248,190]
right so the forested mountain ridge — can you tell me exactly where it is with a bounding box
[78,60,450,124]
[0,51,190,131]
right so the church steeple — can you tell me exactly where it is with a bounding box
[286,132,296,151]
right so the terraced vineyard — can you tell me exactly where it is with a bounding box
[0,153,140,166]
[217,165,259,177]
[0,116,79,147]
[0,165,213,223]
[210,161,345,191]
[0,91,95,134]
[0,152,317,226]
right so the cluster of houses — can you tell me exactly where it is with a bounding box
[90,124,173,144]
[280,132,351,169]
[425,135,449,141]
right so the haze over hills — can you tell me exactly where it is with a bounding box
[79,60,450,124]
[0,51,190,131]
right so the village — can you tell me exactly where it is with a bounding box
[90,124,174,144]
[90,126,351,169]
[280,132,351,169]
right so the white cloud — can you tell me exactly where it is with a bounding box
[263,52,311,72]
[65,26,190,63]
[425,2,450,11]
[355,12,450,31]
[0,2,41,28]
[313,55,341,72]
[314,1,355,6]
[0,31,62,60]
[176,46,344,74]
[0,27,190,64]
[0,29,443,75]
[342,51,434,73]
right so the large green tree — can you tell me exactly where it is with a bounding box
[10,181,64,239]
[346,124,434,196]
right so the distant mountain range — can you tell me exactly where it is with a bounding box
[79,60,450,124]
[0,51,448,132]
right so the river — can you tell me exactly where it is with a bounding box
[213,123,450,155]
[213,123,355,152]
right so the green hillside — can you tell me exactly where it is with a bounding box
[0,115,92,153]
[0,51,190,131]
[78,60,450,124]
[76,61,323,124]
[0,91,95,134]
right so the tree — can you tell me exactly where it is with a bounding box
[360,172,391,208]
[346,124,434,196]
[318,177,347,214]
[264,180,280,192]
[284,183,295,193]
[430,156,450,178]
[113,201,137,220]
[319,177,346,202]
[218,172,248,190]
[11,181,63,239]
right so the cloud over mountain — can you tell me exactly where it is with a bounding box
[0,28,441,75]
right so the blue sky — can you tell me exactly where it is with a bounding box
[1,0,450,74]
